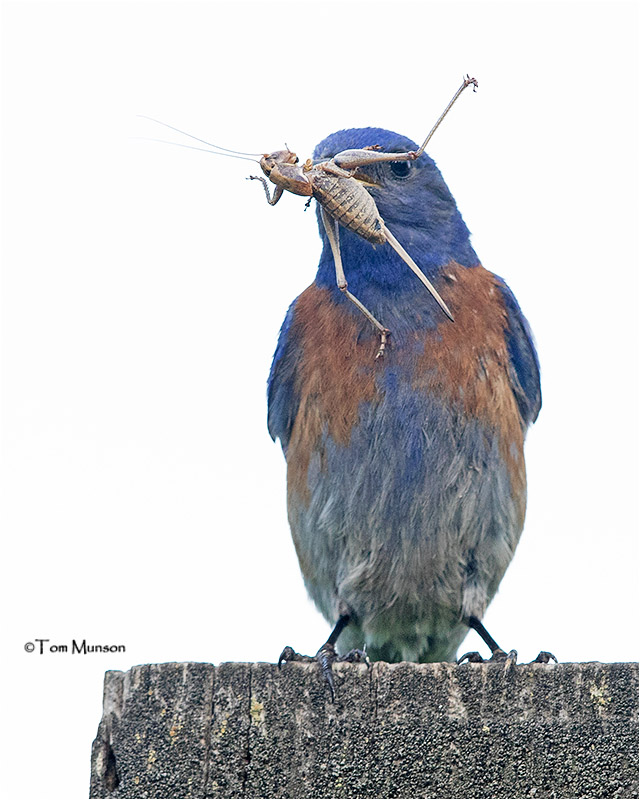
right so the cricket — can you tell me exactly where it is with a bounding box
[140,75,478,358]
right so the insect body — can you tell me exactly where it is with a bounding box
[305,166,386,244]
[249,76,478,357]
[251,149,384,242]
[140,76,477,358]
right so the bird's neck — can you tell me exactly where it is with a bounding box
[315,222,479,297]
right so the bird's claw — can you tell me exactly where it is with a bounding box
[278,642,370,701]
[458,648,517,666]
[492,648,518,667]
[532,650,558,664]
[339,646,370,666]
[317,642,370,701]
[458,647,558,666]
[278,645,314,668]
[316,642,338,699]
[457,650,485,664]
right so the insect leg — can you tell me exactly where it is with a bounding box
[320,208,390,359]
[317,160,354,179]
[247,176,284,206]
[333,76,478,170]
[382,225,454,322]
[413,75,478,158]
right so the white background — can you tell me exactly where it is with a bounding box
[1,1,638,797]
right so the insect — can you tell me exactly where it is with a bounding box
[140,75,477,358]
[249,76,477,357]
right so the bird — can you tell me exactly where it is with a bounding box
[267,123,551,697]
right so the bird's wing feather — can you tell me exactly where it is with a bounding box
[267,298,301,451]
[496,279,542,425]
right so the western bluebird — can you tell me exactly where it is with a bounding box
[269,126,553,695]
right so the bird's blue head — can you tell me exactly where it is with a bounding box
[312,127,479,290]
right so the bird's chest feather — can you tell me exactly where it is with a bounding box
[286,263,524,507]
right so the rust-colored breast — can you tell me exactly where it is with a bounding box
[285,283,379,505]
[414,263,527,506]
[285,265,527,518]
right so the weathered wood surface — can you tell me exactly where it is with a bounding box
[90,660,639,798]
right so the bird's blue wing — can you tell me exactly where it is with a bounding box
[267,298,301,452]
[496,279,542,426]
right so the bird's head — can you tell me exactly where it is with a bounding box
[312,128,479,279]
[313,128,465,233]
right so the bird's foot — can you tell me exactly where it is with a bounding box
[278,642,370,701]
[531,650,558,664]
[458,648,557,666]
[458,647,518,666]
[277,645,315,666]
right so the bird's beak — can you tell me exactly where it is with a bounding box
[352,171,380,188]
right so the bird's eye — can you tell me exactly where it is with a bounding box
[389,161,411,178]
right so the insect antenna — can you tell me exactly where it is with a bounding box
[137,115,263,159]
[135,137,260,163]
